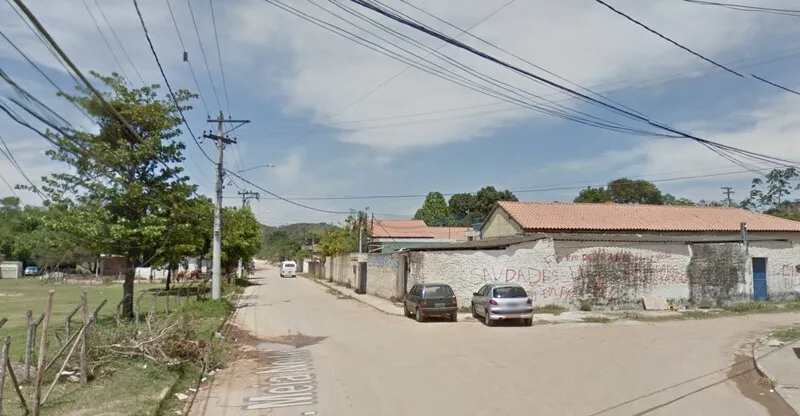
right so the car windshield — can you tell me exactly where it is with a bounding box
[493,286,528,298]
[422,285,453,298]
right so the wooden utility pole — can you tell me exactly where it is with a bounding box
[203,112,250,300]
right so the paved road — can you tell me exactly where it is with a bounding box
[191,266,800,416]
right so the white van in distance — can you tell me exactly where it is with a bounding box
[280,260,297,278]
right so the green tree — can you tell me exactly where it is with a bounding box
[448,193,477,226]
[414,192,452,225]
[28,72,199,318]
[663,194,695,206]
[473,186,518,222]
[317,225,355,256]
[574,179,664,204]
[574,186,611,203]
[743,168,799,211]
[220,206,262,275]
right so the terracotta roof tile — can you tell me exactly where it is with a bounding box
[371,219,433,238]
[497,201,800,232]
[428,226,472,241]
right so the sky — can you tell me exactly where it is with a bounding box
[1,0,799,226]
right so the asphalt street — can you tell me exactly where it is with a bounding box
[190,265,800,416]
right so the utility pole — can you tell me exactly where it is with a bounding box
[237,190,259,279]
[721,186,735,207]
[203,111,250,301]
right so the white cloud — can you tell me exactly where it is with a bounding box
[228,0,799,151]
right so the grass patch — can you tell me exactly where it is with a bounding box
[0,278,234,415]
[773,327,800,342]
[725,301,800,314]
[534,304,568,315]
[582,316,612,324]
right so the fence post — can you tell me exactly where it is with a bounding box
[166,288,171,314]
[0,335,8,414]
[93,299,108,322]
[136,291,147,324]
[24,310,33,381]
[81,289,88,384]
[33,289,55,416]
[5,338,29,415]
[116,293,131,324]
[0,317,7,330]
[65,302,82,341]
[150,289,162,316]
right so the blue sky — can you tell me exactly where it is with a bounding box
[1,0,799,226]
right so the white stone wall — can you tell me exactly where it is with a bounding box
[366,254,398,300]
[328,255,356,287]
[407,239,726,308]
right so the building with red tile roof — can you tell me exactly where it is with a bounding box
[480,201,800,239]
[368,219,472,252]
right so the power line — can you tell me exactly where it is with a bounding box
[208,0,232,116]
[682,0,800,17]
[91,0,147,85]
[593,0,744,77]
[131,0,216,188]
[596,0,800,98]
[278,0,515,150]
[185,0,222,112]
[164,0,211,117]
[344,0,798,173]
[80,0,135,85]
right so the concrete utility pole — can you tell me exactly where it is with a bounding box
[203,112,250,301]
[721,186,735,207]
[237,190,259,279]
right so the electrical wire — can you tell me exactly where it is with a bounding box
[344,0,798,173]
[80,0,135,85]
[185,0,222,112]
[265,0,677,140]
[165,0,211,117]
[91,0,147,86]
[682,0,800,17]
[131,0,216,187]
[208,0,232,116]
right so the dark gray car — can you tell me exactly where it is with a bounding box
[404,283,458,322]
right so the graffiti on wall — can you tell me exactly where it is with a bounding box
[469,249,687,303]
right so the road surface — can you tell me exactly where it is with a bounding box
[190,266,799,416]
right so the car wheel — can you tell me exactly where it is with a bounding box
[523,318,533,326]
[404,305,412,318]
[450,312,458,322]
[485,309,494,327]
[471,304,479,318]
[415,308,425,323]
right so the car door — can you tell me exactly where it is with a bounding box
[472,285,488,312]
[405,285,419,311]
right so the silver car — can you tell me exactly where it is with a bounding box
[471,282,534,326]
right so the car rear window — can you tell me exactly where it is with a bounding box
[283,262,296,268]
[493,286,528,298]
[422,285,454,298]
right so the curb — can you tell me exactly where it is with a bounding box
[306,276,405,317]
[751,342,800,415]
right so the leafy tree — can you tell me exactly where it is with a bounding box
[743,168,799,211]
[27,72,199,319]
[574,179,663,204]
[574,186,611,203]
[414,192,452,225]
[696,199,725,207]
[473,186,518,223]
[663,194,695,206]
[317,225,355,256]
[220,206,262,274]
[448,193,476,225]
[157,196,213,290]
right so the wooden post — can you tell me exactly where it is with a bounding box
[80,289,88,383]
[65,302,81,341]
[0,335,8,414]
[24,309,33,381]
[6,349,30,415]
[43,318,91,405]
[0,317,7,330]
[93,298,108,322]
[33,290,55,416]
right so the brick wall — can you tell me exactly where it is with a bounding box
[406,238,800,309]
[366,253,397,300]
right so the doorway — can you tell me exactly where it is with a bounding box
[752,257,768,301]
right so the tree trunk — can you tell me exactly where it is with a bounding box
[122,257,136,320]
